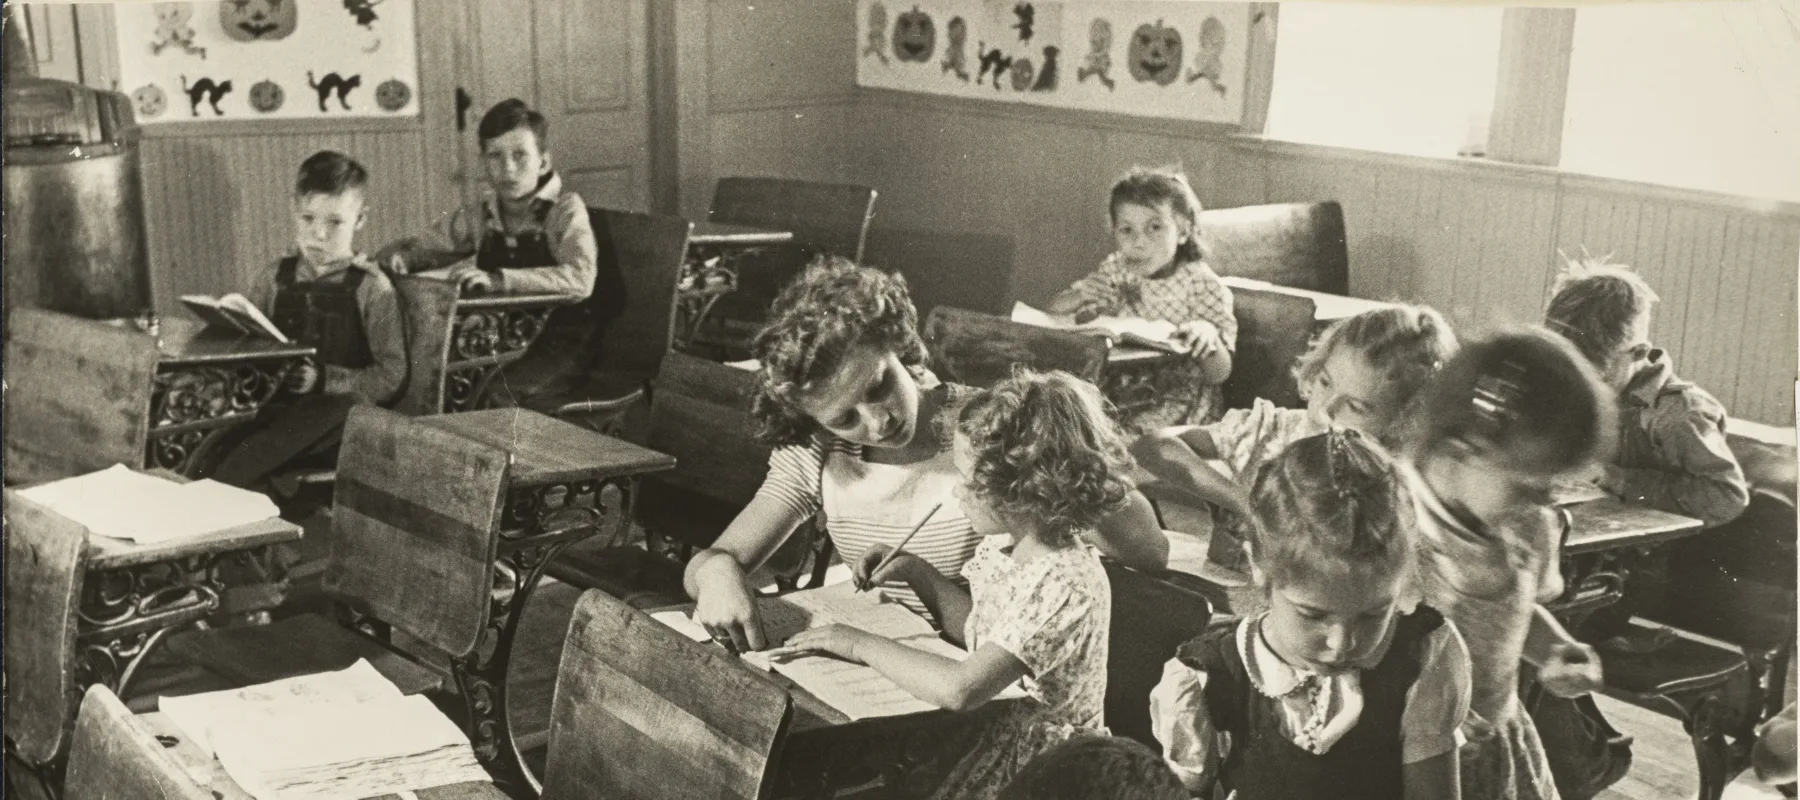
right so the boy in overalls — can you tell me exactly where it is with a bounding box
[212,151,407,491]
[381,98,607,410]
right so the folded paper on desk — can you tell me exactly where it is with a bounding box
[1011,302,1190,355]
[161,660,491,800]
[18,464,281,543]
[654,582,1026,720]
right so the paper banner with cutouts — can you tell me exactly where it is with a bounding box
[116,0,419,123]
[857,1,1256,125]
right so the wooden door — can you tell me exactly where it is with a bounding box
[463,0,652,212]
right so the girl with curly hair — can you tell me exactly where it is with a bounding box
[1151,430,1473,800]
[683,257,1168,653]
[772,368,1127,797]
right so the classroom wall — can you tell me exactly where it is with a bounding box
[850,90,1800,427]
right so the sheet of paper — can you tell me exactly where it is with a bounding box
[772,634,1028,721]
[160,660,402,756]
[650,610,713,643]
[18,465,279,543]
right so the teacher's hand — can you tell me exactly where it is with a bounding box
[692,575,767,653]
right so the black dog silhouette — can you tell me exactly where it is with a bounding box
[180,76,232,116]
[307,71,363,112]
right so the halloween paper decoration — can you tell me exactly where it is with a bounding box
[132,85,168,118]
[1077,18,1115,90]
[942,17,971,80]
[181,75,232,116]
[248,78,285,112]
[1186,16,1226,94]
[308,71,362,112]
[864,3,891,64]
[893,7,936,63]
[375,78,412,111]
[151,3,206,59]
[115,0,419,123]
[856,1,1251,125]
[219,0,298,43]
[1128,19,1182,87]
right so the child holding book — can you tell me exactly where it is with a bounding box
[771,369,1123,797]
[381,98,602,410]
[1049,166,1236,431]
[1151,430,1473,800]
[211,151,406,492]
[1401,329,1617,800]
[1132,304,1457,572]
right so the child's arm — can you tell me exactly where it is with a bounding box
[379,202,481,274]
[856,548,974,642]
[1131,426,1254,522]
[1086,491,1172,571]
[1048,265,1123,318]
[1401,622,1471,800]
[319,267,408,405]
[1148,658,1223,794]
[478,195,598,298]
[773,627,1028,712]
[1601,402,1750,527]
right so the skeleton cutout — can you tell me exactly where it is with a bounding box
[1076,18,1115,90]
[1185,17,1228,95]
[150,3,206,59]
[863,3,890,65]
[942,16,970,81]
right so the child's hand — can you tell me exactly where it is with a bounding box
[853,545,926,590]
[284,361,320,394]
[767,623,875,664]
[447,263,500,294]
[1068,277,1120,320]
[1753,703,1797,785]
[372,238,418,273]
[1538,642,1604,698]
[1173,319,1223,356]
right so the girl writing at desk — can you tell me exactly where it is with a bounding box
[683,258,1168,652]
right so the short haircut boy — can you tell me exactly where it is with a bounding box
[294,150,369,197]
[477,98,549,150]
[1544,257,1659,368]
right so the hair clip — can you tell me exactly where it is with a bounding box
[1471,358,1529,433]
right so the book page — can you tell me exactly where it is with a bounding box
[160,660,403,756]
[219,293,291,343]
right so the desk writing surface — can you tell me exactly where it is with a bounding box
[134,711,507,800]
[1563,498,1705,555]
[422,408,676,485]
[155,316,315,365]
[1218,276,1393,322]
[689,221,796,247]
[1107,345,1181,365]
[84,516,302,570]
[452,292,573,310]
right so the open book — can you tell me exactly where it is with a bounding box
[180,293,290,343]
[1011,302,1191,354]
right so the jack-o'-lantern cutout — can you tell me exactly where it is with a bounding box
[375,79,412,112]
[247,79,284,112]
[132,85,168,119]
[219,0,298,42]
[1009,58,1034,91]
[1128,19,1183,87]
[892,6,935,63]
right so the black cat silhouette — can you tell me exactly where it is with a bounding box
[180,75,232,117]
[976,43,1014,91]
[307,71,362,112]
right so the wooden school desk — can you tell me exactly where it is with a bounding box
[678,221,797,354]
[436,292,575,413]
[652,602,1031,800]
[419,408,676,794]
[1218,275,1396,325]
[1551,497,1706,631]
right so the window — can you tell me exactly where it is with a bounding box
[1560,1,1800,202]
[1264,4,1504,159]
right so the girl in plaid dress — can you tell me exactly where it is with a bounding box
[1051,167,1237,431]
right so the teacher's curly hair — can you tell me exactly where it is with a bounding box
[750,256,929,447]
[957,368,1136,543]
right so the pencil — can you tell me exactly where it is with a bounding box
[855,502,944,593]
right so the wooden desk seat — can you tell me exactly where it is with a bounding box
[541,589,792,800]
[164,406,513,703]
[1198,201,1349,295]
[923,306,1110,388]
[1220,287,1318,411]
[64,686,214,800]
[1103,561,1214,749]
[4,494,90,797]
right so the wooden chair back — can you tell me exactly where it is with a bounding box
[3,308,158,484]
[1220,287,1318,411]
[1104,560,1214,749]
[638,352,772,551]
[542,590,792,799]
[922,306,1110,389]
[2,491,89,766]
[593,208,694,381]
[390,274,460,416]
[326,405,511,659]
[1198,201,1349,294]
[63,685,214,800]
[710,177,878,262]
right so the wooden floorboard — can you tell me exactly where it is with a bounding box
[1591,695,1779,800]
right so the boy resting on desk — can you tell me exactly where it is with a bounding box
[379,98,601,411]
[211,151,406,495]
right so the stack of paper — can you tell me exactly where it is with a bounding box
[161,661,491,800]
[18,464,280,543]
[1011,302,1190,354]
[653,583,1027,721]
